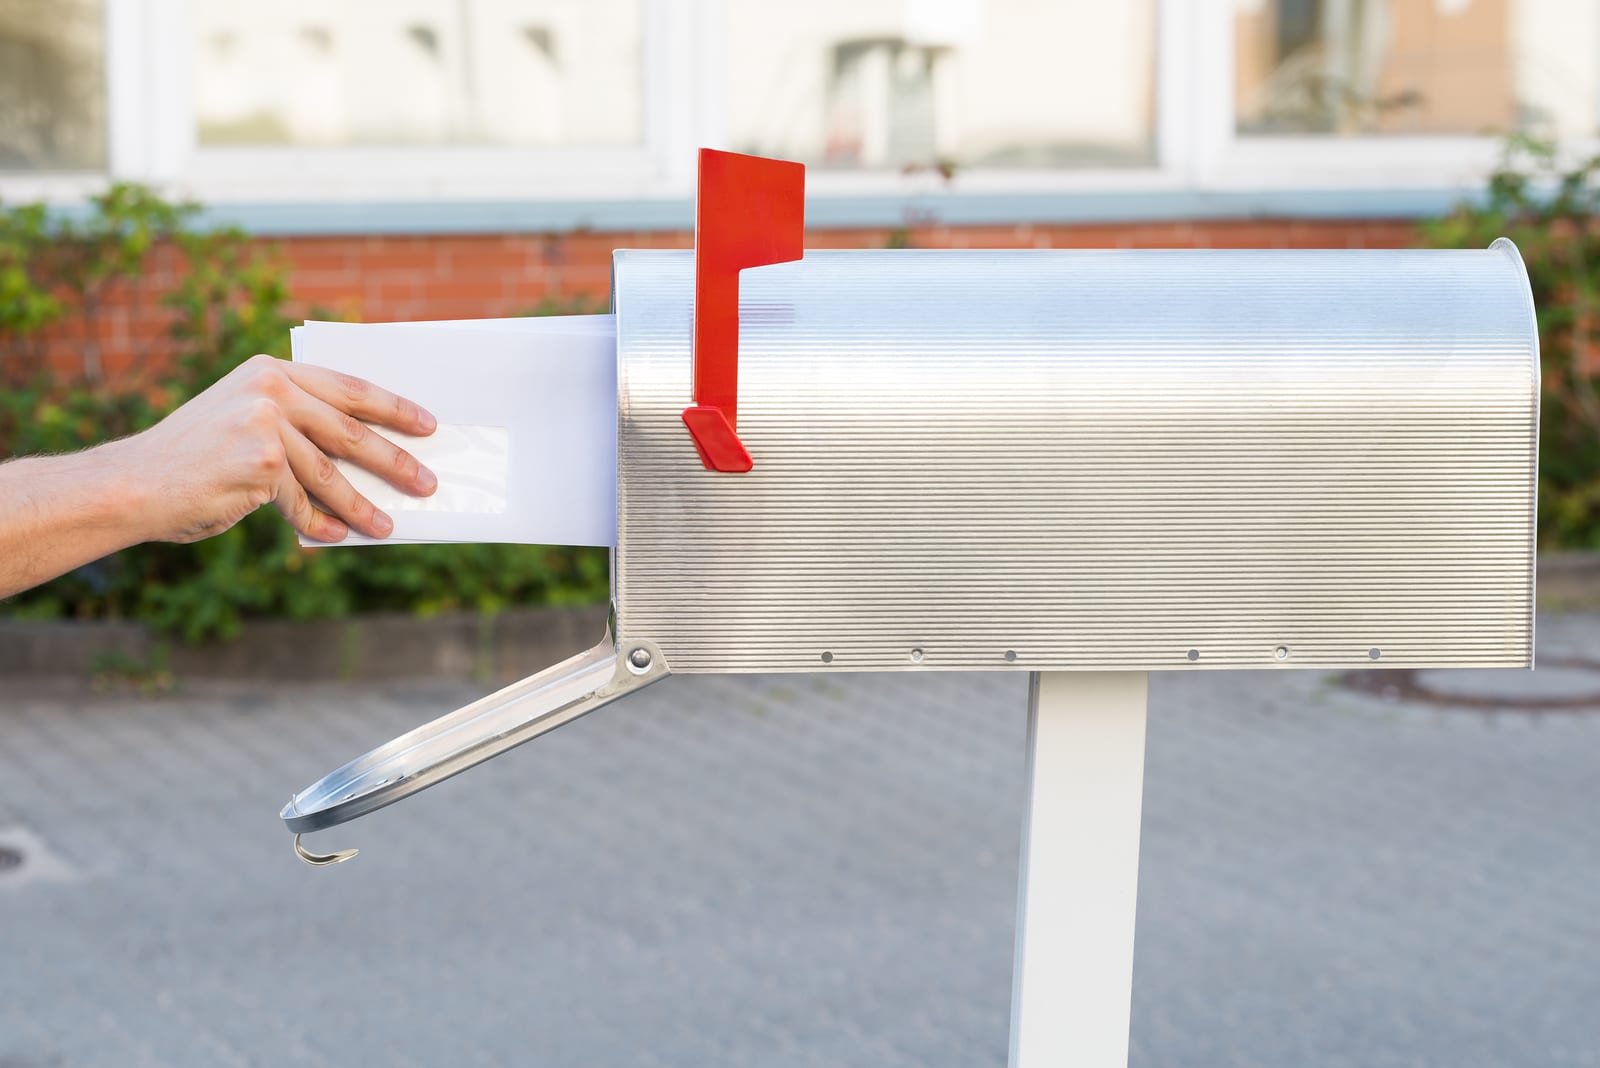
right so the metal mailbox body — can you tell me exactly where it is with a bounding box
[281,239,1538,843]
[614,244,1538,674]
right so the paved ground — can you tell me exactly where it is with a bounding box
[1,615,1597,1068]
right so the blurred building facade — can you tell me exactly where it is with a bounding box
[1,0,1594,375]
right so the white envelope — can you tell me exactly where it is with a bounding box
[290,316,618,548]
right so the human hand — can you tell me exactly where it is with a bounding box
[115,353,437,544]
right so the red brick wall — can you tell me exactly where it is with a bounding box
[21,218,1420,385]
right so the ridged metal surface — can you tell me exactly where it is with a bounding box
[613,246,1538,673]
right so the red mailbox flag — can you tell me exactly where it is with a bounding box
[682,148,806,472]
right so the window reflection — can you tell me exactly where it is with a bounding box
[0,0,106,172]
[727,0,1156,172]
[192,0,643,148]
[1235,0,1600,138]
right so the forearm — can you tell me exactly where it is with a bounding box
[0,440,149,599]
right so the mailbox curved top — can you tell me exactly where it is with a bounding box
[612,243,1539,673]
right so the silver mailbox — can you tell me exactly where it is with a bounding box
[281,240,1538,850]
[615,244,1537,673]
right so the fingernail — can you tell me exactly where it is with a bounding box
[323,520,348,542]
[373,510,394,536]
[418,466,438,494]
[419,408,437,433]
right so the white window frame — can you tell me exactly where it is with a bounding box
[0,0,1562,217]
[171,0,707,203]
[8,0,707,204]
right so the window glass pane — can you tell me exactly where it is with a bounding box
[726,0,1156,171]
[1235,0,1600,138]
[0,0,106,171]
[193,0,642,148]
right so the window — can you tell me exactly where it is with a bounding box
[191,1,644,149]
[8,0,1600,213]
[0,0,106,172]
[724,0,1157,172]
[1234,0,1600,140]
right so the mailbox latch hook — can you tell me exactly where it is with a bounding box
[292,830,358,867]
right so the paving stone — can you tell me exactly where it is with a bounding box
[0,614,1596,1066]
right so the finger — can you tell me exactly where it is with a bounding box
[282,426,394,539]
[284,395,438,498]
[271,457,349,544]
[281,361,437,437]
[274,478,348,543]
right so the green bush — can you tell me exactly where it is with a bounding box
[0,184,607,641]
[1420,134,1600,548]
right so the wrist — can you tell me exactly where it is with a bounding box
[88,435,162,546]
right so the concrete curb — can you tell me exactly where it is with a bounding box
[0,603,609,684]
[3,554,1598,684]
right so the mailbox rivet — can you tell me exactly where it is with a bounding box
[1275,646,1289,660]
[1187,648,1199,661]
[1004,650,1017,663]
[1369,647,1382,660]
[628,648,652,672]
[910,648,925,664]
[821,651,834,664]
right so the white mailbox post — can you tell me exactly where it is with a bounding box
[281,153,1539,1067]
